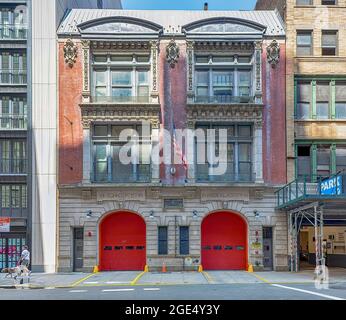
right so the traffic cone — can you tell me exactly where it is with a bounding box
[247,264,254,273]
[198,265,203,272]
[162,261,167,273]
[93,265,99,273]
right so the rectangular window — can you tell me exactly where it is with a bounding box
[92,124,151,183]
[297,145,311,179]
[0,96,27,129]
[195,54,252,102]
[336,147,346,173]
[317,146,330,177]
[335,82,346,119]
[179,226,189,255]
[322,31,338,56]
[296,82,311,119]
[158,227,168,255]
[296,31,312,56]
[296,0,312,4]
[316,82,330,119]
[0,184,27,210]
[0,140,26,174]
[195,124,252,182]
[92,54,150,102]
[322,0,336,4]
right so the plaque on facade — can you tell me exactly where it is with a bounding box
[200,189,249,202]
[164,199,184,209]
[97,190,146,202]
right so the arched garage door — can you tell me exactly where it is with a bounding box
[99,211,146,271]
[201,211,247,270]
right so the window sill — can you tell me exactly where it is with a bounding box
[295,119,346,122]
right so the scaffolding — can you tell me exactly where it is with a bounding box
[288,201,325,273]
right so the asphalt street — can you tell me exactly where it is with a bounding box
[1,282,346,300]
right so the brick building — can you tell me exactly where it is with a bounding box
[257,1,346,270]
[57,9,288,272]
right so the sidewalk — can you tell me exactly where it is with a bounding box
[1,268,345,289]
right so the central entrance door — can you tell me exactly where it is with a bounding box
[99,211,146,271]
[201,211,247,270]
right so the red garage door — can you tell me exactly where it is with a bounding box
[201,211,247,270]
[99,211,146,271]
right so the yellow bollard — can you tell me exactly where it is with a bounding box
[247,264,254,273]
[93,265,99,273]
[144,265,149,272]
[198,265,203,272]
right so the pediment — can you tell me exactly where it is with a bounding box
[183,17,266,35]
[78,16,162,35]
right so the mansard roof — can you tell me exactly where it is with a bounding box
[58,9,285,38]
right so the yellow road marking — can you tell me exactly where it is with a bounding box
[248,272,271,284]
[130,271,147,286]
[202,271,214,284]
[71,273,97,287]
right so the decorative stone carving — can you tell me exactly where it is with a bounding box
[254,41,262,102]
[91,41,150,51]
[97,190,146,202]
[150,40,159,96]
[64,39,77,68]
[186,41,194,92]
[81,40,90,101]
[266,40,280,68]
[200,189,250,202]
[194,41,254,53]
[80,104,161,129]
[166,39,180,68]
[187,104,263,126]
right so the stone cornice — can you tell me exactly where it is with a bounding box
[186,103,264,127]
[90,40,151,51]
[80,103,161,129]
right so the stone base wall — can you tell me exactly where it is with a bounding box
[57,185,288,272]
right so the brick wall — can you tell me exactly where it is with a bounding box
[58,41,84,184]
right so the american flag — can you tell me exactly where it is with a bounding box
[173,124,188,170]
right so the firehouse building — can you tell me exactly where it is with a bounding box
[57,9,287,272]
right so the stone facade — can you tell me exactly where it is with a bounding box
[58,186,288,272]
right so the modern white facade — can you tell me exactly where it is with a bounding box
[29,0,121,273]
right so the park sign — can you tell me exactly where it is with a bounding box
[0,217,10,232]
[319,175,343,196]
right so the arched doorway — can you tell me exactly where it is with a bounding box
[99,211,146,271]
[201,211,247,270]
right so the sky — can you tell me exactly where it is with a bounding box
[121,0,257,11]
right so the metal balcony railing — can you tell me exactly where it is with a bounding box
[90,96,154,104]
[0,159,27,174]
[196,163,254,183]
[0,115,27,130]
[0,70,27,85]
[192,95,255,104]
[0,24,27,40]
[276,174,346,209]
[93,164,151,183]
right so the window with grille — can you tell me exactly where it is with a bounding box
[158,227,168,255]
[179,226,189,255]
